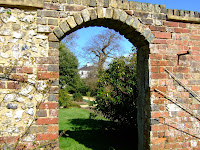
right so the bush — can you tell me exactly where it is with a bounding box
[59,88,73,108]
[73,92,83,102]
[96,56,138,128]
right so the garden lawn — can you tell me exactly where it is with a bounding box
[59,107,137,150]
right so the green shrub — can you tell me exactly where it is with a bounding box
[59,88,73,108]
[73,92,83,102]
[96,56,138,128]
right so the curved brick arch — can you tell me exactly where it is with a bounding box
[52,7,153,149]
[52,7,155,48]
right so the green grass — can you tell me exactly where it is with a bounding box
[59,107,138,150]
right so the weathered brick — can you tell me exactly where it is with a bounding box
[152,39,167,44]
[39,103,58,109]
[0,136,19,144]
[174,28,190,33]
[151,73,167,79]
[47,65,59,72]
[65,5,85,11]
[164,21,178,27]
[49,109,58,116]
[150,26,166,32]
[48,125,59,132]
[154,32,171,39]
[36,110,47,117]
[36,57,59,64]
[36,118,58,125]
[48,94,59,101]
[36,133,58,141]
[44,3,59,10]
[37,72,59,79]
[17,67,33,74]
[50,86,59,94]
[9,74,28,82]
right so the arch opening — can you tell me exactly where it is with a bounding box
[57,17,151,150]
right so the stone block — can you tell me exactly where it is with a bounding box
[48,33,59,42]
[120,11,128,22]
[66,16,77,28]
[141,3,148,11]
[53,27,64,38]
[174,9,179,16]
[154,4,160,13]
[96,0,104,7]
[167,9,173,15]
[184,10,190,17]
[60,21,70,33]
[48,94,59,101]
[37,18,47,25]
[113,9,121,20]
[160,5,167,14]
[142,28,151,38]
[129,1,141,11]
[65,5,85,11]
[48,18,58,25]
[37,25,52,33]
[49,42,59,48]
[126,15,134,26]
[90,0,97,7]
[81,9,90,22]
[89,9,97,20]
[105,8,113,19]
[81,0,90,6]
[74,0,82,4]
[131,18,140,29]
[68,0,74,4]
[190,11,195,17]
[97,7,104,18]
[147,3,153,12]
[74,13,83,25]
[48,65,59,72]
[38,10,59,18]
[110,0,117,8]
[179,10,184,16]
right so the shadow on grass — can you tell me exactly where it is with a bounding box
[60,118,138,150]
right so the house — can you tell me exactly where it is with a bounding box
[78,62,94,78]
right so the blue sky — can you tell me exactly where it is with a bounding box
[64,0,199,68]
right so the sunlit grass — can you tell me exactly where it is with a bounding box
[59,107,137,150]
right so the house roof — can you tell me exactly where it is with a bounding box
[79,65,94,71]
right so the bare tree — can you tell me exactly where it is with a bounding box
[83,29,124,70]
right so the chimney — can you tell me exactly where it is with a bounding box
[86,62,90,67]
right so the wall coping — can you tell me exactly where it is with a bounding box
[167,14,200,23]
[0,0,44,8]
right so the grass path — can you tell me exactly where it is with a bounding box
[59,107,138,150]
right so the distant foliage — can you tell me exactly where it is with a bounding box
[96,54,138,128]
[73,92,83,102]
[59,42,85,94]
